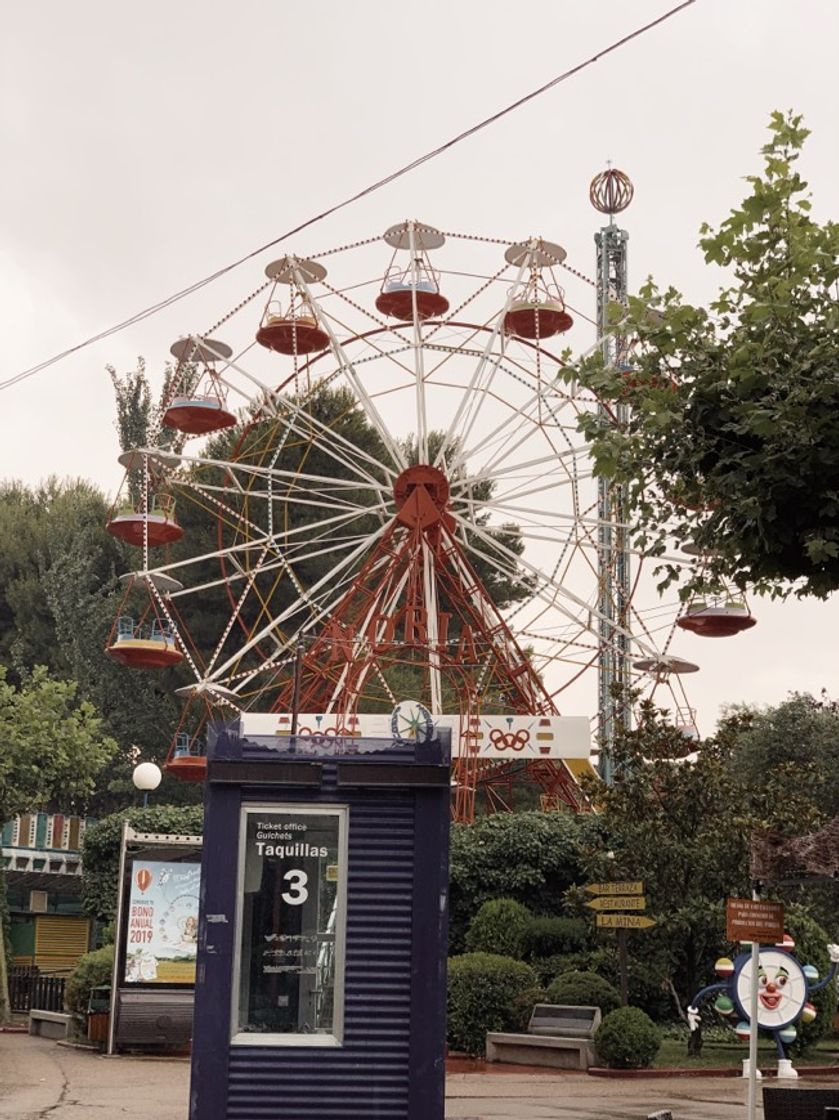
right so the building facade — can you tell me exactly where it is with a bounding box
[2,813,92,973]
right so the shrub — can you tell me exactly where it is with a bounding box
[464,898,532,959]
[522,916,588,963]
[546,970,621,1016]
[447,952,540,1056]
[65,944,115,1017]
[595,1006,661,1069]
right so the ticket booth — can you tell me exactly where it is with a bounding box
[189,718,451,1120]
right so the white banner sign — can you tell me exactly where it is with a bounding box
[239,712,591,760]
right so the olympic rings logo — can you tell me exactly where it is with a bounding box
[488,729,531,751]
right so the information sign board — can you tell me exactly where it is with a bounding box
[596,914,657,930]
[584,880,643,895]
[586,895,646,912]
[726,898,784,943]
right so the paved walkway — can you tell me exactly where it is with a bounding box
[0,1033,835,1118]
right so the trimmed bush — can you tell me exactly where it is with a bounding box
[448,952,540,1056]
[65,944,115,1017]
[522,916,588,963]
[594,1006,661,1069]
[464,898,532,959]
[546,970,621,1016]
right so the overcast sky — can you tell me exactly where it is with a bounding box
[2,0,838,733]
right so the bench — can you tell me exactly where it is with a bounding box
[486,1004,601,1070]
[763,1087,839,1120]
[29,1009,73,1040]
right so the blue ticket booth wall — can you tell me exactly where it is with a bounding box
[189,720,451,1120]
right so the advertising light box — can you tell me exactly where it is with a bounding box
[124,860,201,985]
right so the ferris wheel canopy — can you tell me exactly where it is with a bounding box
[382,222,445,251]
[119,571,184,594]
[263,256,327,284]
[169,336,233,364]
[504,239,567,267]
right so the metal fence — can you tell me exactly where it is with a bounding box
[9,967,66,1013]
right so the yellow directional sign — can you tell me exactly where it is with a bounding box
[596,914,657,930]
[585,881,643,896]
[586,895,647,912]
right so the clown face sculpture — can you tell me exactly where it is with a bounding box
[689,936,838,1077]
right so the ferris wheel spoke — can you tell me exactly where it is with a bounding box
[180,431,392,495]
[293,272,408,473]
[452,510,658,659]
[434,254,531,468]
[164,527,382,604]
[204,519,393,684]
[462,392,581,483]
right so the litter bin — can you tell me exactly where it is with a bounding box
[87,985,110,1044]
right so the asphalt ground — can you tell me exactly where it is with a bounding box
[0,1032,836,1119]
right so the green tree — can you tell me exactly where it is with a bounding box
[727,692,839,824]
[0,667,116,1020]
[0,479,120,679]
[0,477,191,811]
[579,704,752,1009]
[449,810,598,951]
[581,698,839,1017]
[575,111,839,599]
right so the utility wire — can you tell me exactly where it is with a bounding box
[0,0,697,392]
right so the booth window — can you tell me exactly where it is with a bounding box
[232,805,348,1046]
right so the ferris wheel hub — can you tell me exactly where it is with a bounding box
[392,465,452,529]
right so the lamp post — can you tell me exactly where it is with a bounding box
[132,761,162,808]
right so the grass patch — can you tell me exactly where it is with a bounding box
[654,1038,839,1069]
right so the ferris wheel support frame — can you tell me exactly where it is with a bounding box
[596,218,632,783]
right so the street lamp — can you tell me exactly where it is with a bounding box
[132,761,162,808]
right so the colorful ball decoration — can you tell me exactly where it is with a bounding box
[715,957,735,978]
[589,168,634,215]
[804,965,819,983]
[778,1026,797,1045]
[714,994,734,1017]
[801,1002,817,1024]
[735,1021,752,1042]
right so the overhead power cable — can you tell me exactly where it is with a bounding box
[0,0,697,392]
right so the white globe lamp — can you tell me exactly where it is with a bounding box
[132,761,162,806]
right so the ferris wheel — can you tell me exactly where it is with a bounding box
[103,213,717,821]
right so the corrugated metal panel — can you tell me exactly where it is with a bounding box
[226,795,415,1120]
[34,915,90,972]
[116,989,193,1047]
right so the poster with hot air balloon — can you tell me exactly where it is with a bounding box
[124,859,201,985]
